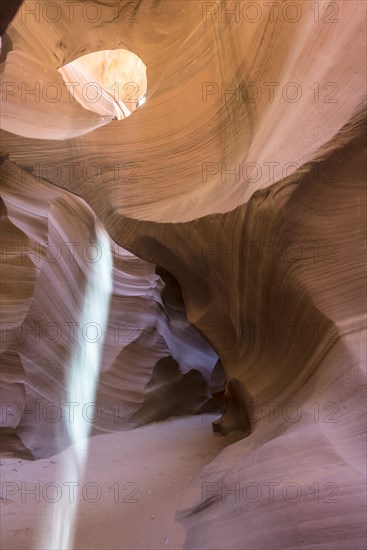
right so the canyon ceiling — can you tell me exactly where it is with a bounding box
[0,1,366,549]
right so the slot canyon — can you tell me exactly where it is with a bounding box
[0,1,366,549]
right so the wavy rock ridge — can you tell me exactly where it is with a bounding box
[1,1,366,549]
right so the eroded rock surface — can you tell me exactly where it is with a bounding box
[0,1,366,548]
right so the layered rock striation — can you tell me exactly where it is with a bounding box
[1,1,366,548]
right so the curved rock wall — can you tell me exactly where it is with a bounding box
[1,167,218,458]
[0,1,366,548]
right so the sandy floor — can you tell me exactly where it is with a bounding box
[1,414,241,550]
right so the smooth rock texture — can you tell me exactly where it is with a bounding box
[0,1,366,549]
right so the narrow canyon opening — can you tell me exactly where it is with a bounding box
[58,49,147,121]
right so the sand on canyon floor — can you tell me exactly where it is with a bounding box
[1,414,242,550]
